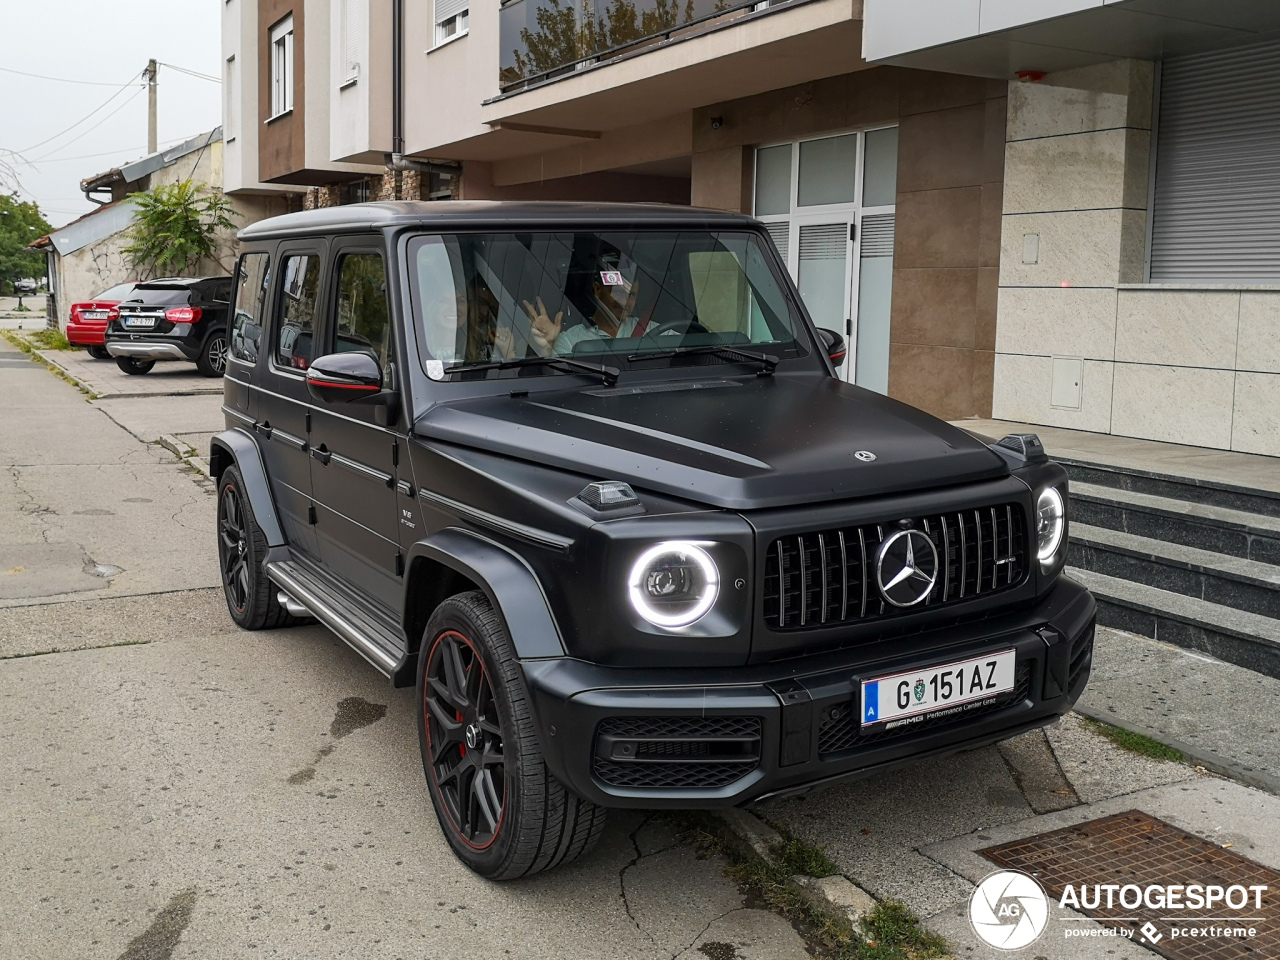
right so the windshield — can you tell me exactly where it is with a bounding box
[407,230,810,381]
[96,283,136,301]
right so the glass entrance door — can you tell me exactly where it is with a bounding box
[754,127,897,390]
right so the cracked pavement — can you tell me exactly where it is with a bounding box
[0,338,810,958]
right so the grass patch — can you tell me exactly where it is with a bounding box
[26,327,75,350]
[672,813,952,960]
[1084,718,1184,762]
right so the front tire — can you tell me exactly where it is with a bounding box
[418,592,607,879]
[116,356,155,375]
[217,465,298,630]
[197,330,228,377]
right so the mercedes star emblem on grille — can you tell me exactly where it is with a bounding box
[875,528,939,607]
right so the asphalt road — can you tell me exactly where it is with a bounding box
[0,339,809,960]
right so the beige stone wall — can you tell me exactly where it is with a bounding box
[991,59,1280,457]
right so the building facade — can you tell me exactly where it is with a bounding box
[222,0,1280,456]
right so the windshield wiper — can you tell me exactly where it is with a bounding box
[443,354,620,387]
[628,344,778,376]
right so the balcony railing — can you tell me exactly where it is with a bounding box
[499,0,777,92]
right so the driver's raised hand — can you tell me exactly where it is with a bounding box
[523,297,562,355]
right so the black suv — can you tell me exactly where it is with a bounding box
[105,276,232,376]
[211,202,1095,880]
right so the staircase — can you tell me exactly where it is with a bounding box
[1060,458,1280,679]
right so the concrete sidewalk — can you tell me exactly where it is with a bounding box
[34,344,223,398]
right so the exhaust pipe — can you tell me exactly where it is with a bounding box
[277,591,310,618]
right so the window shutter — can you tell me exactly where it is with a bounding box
[798,223,846,261]
[1150,38,1280,282]
[435,0,468,26]
[765,222,789,263]
[342,0,360,80]
[859,214,895,258]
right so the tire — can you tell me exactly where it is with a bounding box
[116,356,155,375]
[217,465,300,630]
[418,592,607,879]
[87,345,111,360]
[197,330,228,377]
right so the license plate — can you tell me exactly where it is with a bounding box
[83,310,109,320]
[123,317,155,328]
[860,649,1016,729]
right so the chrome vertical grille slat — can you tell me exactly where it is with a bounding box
[763,502,1027,631]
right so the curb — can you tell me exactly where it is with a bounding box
[31,348,101,398]
[157,434,212,478]
[1072,705,1280,798]
[713,809,878,926]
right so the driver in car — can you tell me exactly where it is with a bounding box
[522,263,648,356]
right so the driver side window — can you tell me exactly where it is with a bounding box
[332,253,392,371]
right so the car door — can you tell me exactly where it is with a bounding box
[258,245,325,560]
[308,239,404,613]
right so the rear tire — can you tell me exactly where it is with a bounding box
[197,330,228,377]
[418,592,607,879]
[87,345,111,360]
[217,465,299,630]
[116,357,155,375]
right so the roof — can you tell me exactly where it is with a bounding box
[238,200,760,241]
[81,127,222,193]
[34,199,138,257]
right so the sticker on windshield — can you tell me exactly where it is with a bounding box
[600,270,625,286]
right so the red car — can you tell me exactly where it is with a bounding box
[66,282,139,359]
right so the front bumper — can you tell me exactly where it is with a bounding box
[521,575,1096,808]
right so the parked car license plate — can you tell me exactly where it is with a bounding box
[83,310,109,320]
[860,649,1016,728]
[123,317,155,328]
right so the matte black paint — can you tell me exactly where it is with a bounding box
[215,201,1095,808]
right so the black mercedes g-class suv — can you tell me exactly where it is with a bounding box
[211,202,1095,880]
[105,276,232,376]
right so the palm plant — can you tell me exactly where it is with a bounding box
[123,180,239,278]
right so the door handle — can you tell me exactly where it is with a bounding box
[309,444,331,466]
[254,420,273,440]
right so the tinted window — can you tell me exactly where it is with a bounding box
[332,253,392,370]
[275,254,321,371]
[96,282,136,301]
[124,285,194,306]
[231,253,271,363]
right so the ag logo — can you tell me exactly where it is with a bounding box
[969,870,1049,950]
[913,679,925,702]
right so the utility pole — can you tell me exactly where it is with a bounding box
[145,59,158,154]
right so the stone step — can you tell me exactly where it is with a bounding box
[1071,482,1280,565]
[1060,457,1280,519]
[1069,523,1280,621]
[1067,567,1280,679]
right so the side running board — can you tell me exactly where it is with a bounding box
[265,559,406,678]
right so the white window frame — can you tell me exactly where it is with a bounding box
[224,55,238,141]
[433,0,469,49]
[269,15,295,120]
[340,0,361,86]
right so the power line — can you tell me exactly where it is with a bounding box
[159,62,221,84]
[29,88,147,163]
[0,65,148,87]
[15,71,144,156]
[29,133,207,165]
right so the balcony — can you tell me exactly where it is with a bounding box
[500,0,790,92]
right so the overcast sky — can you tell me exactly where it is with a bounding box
[1,1,223,229]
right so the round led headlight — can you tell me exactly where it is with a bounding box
[1036,486,1066,567]
[628,541,719,628]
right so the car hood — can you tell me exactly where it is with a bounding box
[413,374,1009,510]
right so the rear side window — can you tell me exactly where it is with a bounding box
[230,253,271,363]
[275,254,321,371]
[332,253,392,370]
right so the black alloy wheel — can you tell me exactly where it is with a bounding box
[215,465,300,630]
[219,481,252,617]
[416,592,607,879]
[198,331,228,377]
[424,630,506,849]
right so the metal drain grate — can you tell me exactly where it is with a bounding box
[982,810,1279,959]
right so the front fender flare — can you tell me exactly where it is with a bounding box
[209,428,285,547]
[404,528,566,661]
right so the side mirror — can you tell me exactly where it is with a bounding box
[816,327,847,366]
[306,352,383,404]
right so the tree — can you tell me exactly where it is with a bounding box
[123,180,239,278]
[0,193,51,294]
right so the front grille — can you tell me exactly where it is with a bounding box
[593,716,761,790]
[763,503,1027,631]
[817,661,1033,757]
